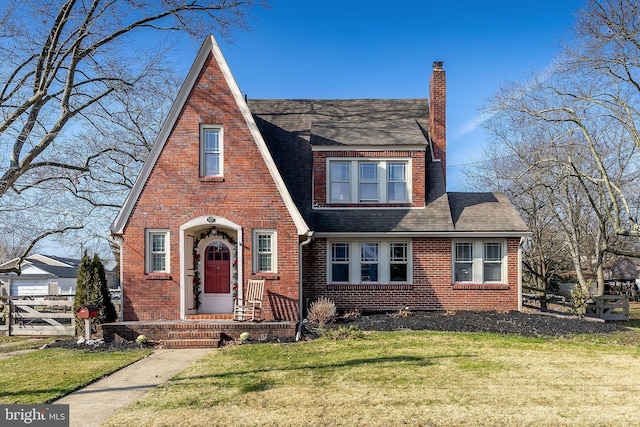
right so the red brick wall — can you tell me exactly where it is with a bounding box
[312,150,426,207]
[302,237,520,313]
[120,52,300,322]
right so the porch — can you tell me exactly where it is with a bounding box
[99,315,297,348]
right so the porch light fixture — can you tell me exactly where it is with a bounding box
[206,216,216,223]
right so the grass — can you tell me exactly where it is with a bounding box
[0,336,63,353]
[0,347,151,404]
[103,330,640,427]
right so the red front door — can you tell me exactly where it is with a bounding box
[204,242,230,294]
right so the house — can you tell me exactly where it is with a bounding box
[111,35,529,324]
[0,254,119,297]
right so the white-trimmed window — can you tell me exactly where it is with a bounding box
[327,159,410,204]
[146,230,170,273]
[201,126,223,176]
[330,162,351,202]
[330,243,350,282]
[253,230,277,273]
[453,240,506,283]
[359,163,379,202]
[389,242,409,282]
[387,162,407,202]
[328,240,412,284]
[360,242,379,282]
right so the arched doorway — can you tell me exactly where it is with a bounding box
[200,241,233,313]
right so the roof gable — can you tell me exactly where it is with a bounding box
[111,35,309,236]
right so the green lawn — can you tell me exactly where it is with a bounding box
[103,330,640,427]
[0,347,151,404]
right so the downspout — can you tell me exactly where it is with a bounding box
[296,230,314,341]
[518,236,524,312]
[111,236,124,321]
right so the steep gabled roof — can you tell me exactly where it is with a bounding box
[111,36,309,236]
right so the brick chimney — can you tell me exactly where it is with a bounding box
[429,61,446,186]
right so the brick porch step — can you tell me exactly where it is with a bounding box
[162,338,221,349]
[163,330,221,348]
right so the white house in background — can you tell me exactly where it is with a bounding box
[0,254,119,297]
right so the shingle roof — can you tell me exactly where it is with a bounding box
[249,98,528,236]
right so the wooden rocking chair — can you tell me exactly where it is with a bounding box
[233,279,265,321]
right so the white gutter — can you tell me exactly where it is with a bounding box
[313,231,531,238]
[296,231,314,341]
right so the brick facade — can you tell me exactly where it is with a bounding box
[120,53,300,322]
[302,237,520,313]
[115,38,526,324]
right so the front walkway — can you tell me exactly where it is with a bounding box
[54,348,211,427]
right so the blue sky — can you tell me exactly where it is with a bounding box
[177,0,586,190]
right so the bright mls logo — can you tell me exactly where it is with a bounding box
[1,405,69,426]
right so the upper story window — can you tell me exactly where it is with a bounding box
[201,126,223,177]
[146,229,170,273]
[327,159,410,204]
[453,240,506,284]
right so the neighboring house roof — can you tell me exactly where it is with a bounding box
[0,253,115,280]
[110,35,310,236]
[250,99,528,237]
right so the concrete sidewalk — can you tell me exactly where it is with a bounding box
[54,348,211,427]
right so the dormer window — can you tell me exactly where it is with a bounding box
[327,158,410,204]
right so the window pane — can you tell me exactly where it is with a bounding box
[152,234,165,252]
[360,182,378,202]
[361,264,378,282]
[204,129,219,152]
[331,182,350,202]
[390,243,407,261]
[388,163,406,181]
[332,243,349,262]
[205,153,219,175]
[484,243,502,261]
[331,162,350,181]
[455,263,472,282]
[455,243,473,261]
[258,254,271,272]
[361,243,378,262]
[360,163,378,181]
[390,264,407,282]
[484,263,502,282]
[258,234,272,252]
[332,264,349,282]
[152,254,166,272]
[388,182,407,202]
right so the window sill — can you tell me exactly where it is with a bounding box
[200,176,225,183]
[327,283,413,290]
[250,274,279,281]
[452,283,509,290]
[146,273,172,280]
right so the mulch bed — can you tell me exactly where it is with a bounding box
[329,310,630,337]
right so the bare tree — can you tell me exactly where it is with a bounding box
[475,0,640,297]
[0,0,263,272]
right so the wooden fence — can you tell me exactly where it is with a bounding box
[2,298,75,336]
